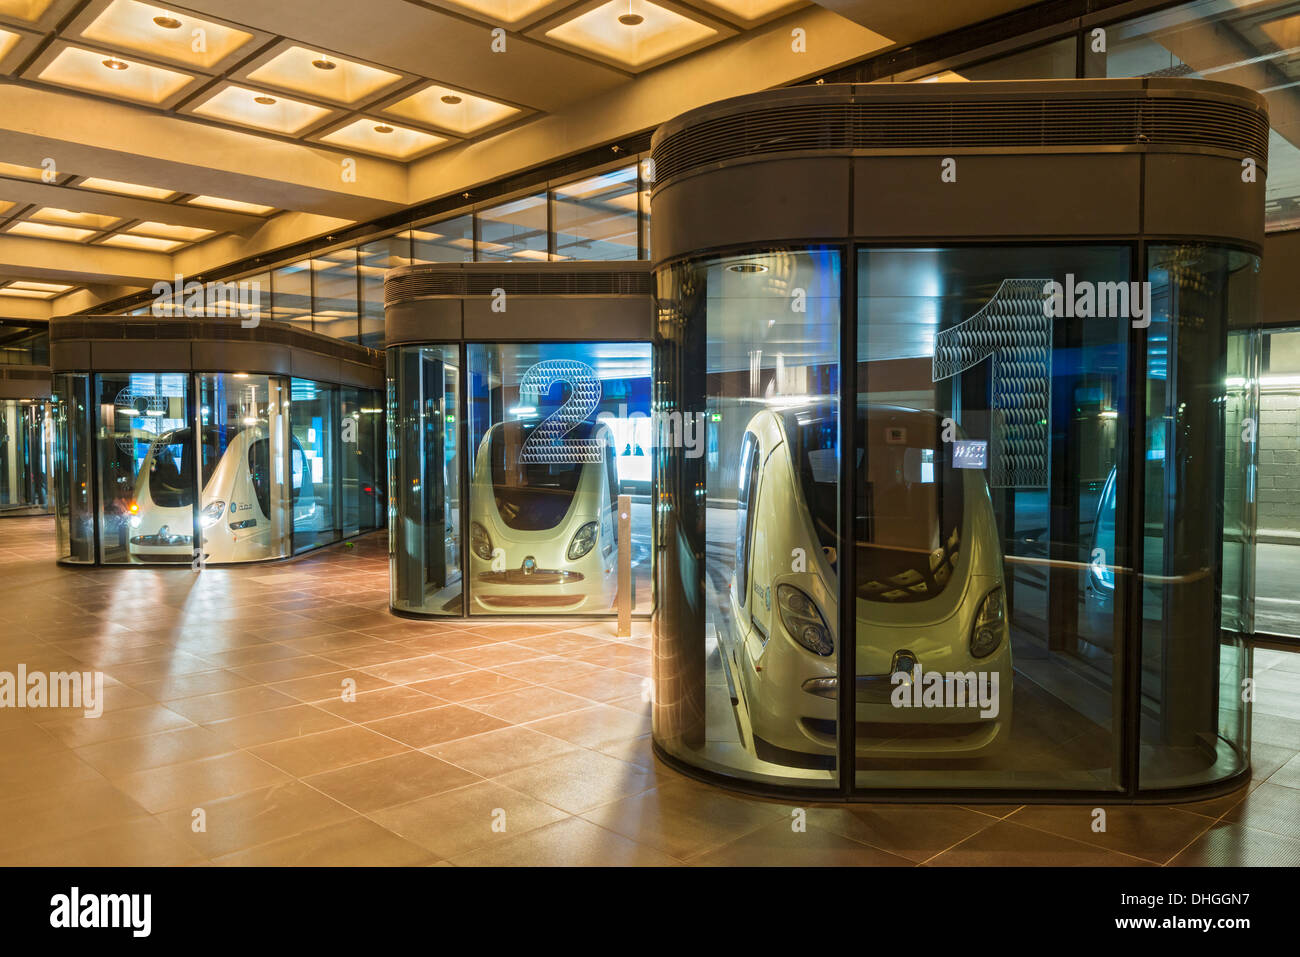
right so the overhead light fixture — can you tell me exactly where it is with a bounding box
[384,83,520,136]
[193,85,333,134]
[319,118,447,159]
[311,56,336,71]
[79,177,175,200]
[253,94,276,105]
[100,233,183,251]
[102,57,129,70]
[542,0,719,70]
[7,221,96,242]
[129,221,214,242]
[246,45,401,105]
[39,46,193,104]
[440,94,461,104]
[373,123,394,133]
[186,195,275,216]
[83,1,254,70]
[726,262,769,273]
[618,13,643,24]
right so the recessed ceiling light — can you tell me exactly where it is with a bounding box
[186,195,275,216]
[543,0,718,69]
[0,161,48,181]
[7,221,96,242]
[79,177,175,200]
[0,28,21,62]
[82,1,253,70]
[384,83,520,136]
[31,207,120,230]
[726,262,768,273]
[129,221,214,242]
[247,46,402,105]
[100,233,183,252]
[39,46,193,104]
[194,85,333,134]
[8,281,72,292]
[319,119,447,160]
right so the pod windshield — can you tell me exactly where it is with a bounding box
[488,420,601,531]
[856,407,965,604]
[145,427,222,509]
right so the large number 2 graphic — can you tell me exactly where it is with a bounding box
[518,359,604,464]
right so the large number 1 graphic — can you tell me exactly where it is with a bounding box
[517,359,605,464]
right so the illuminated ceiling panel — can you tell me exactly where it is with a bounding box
[186,195,275,215]
[0,27,21,61]
[7,221,96,241]
[428,0,566,27]
[100,233,181,251]
[542,0,720,70]
[383,83,521,136]
[8,280,72,292]
[0,200,13,215]
[0,162,46,181]
[693,0,800,23]
[79,0,254,70]
[0,0,54,23]
[31,206,120,229]
[247,46,403,105]
[128,220,213,241]
[319,119,447,160]
[78,177,175,199]
[37,45,194,104]
[192,85,333,135]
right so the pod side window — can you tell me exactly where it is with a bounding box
[735,431,759,607]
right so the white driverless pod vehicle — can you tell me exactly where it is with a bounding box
[726,403,1012,768]
[467,419,620,613]
[128,424,310,563]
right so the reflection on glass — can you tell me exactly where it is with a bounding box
[855,246,1129,789]
[1253,327,1300,637]
[196,374,292,563]
[0,399,51,513]
[1139,244,1256,789]
[272,261,314,331]
[552,166,639,261]
[53,375,93,563]
[361,233,412,349]
[466,342,652,616]
[96,372,191,564]
[655,249,841,788]
[290,378,340,552]
[477,195,548,262]
[412,216,473,264]
[312,250,360,342]
[1089,0,1300,230]
[341,387,384,537]
[390,345,462,615]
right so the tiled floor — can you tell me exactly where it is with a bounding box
[1,515,1298,866]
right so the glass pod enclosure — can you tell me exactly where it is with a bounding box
[383,263,654,618]
[50,315,385,565]
[648,79,1265,801]
[0,374,53,516]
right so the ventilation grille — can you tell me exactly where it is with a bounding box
[652,96,1269,184]
[50,317,383,366]
[385,267,653,306]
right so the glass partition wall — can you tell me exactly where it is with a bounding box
[0,399,52,514]
[52,371,382,565]
[388,341,653,619]
[654,242,1257,797]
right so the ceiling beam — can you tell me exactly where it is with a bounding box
[0,178,265,235]
[0,233,171,286]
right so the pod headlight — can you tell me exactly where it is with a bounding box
[777,583,833,656]
[200,500,225,529]
[567,521,598,561]
[970,585,1005,658]
[470,521,494,562]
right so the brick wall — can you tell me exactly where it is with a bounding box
[1257,390,1300,539]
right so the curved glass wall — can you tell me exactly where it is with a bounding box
[52,371,382,565]
[0,399,52,514]
[654,243,1256,796]
[389,345,463,616]
[388,341,653,618]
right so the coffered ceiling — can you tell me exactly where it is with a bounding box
[0,0,1041,318]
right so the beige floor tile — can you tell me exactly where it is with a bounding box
[691,819,914,867]
[370,780,569,858]
[407,669,533,702]
[113,749,294,813]
[526,704,651,750]
[926,820,1153,866]
[451,816,679,866]
[494,748,655,814]
[204,704,351,748]
[427,726,581,777]
[0,816,208,866]
[464,686,593,724]
[365,704,510,748]
[75,724,235,776]
[249,724,411,777]
[1006,803,1213,864]
[166,685,302,723]
[213,818,436,866]
[268,669,394,704]
[159,781,359,858]
[314,685,445,722]
[37,704,195,748]
[304,751,482,812]
[0,778,150,851]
